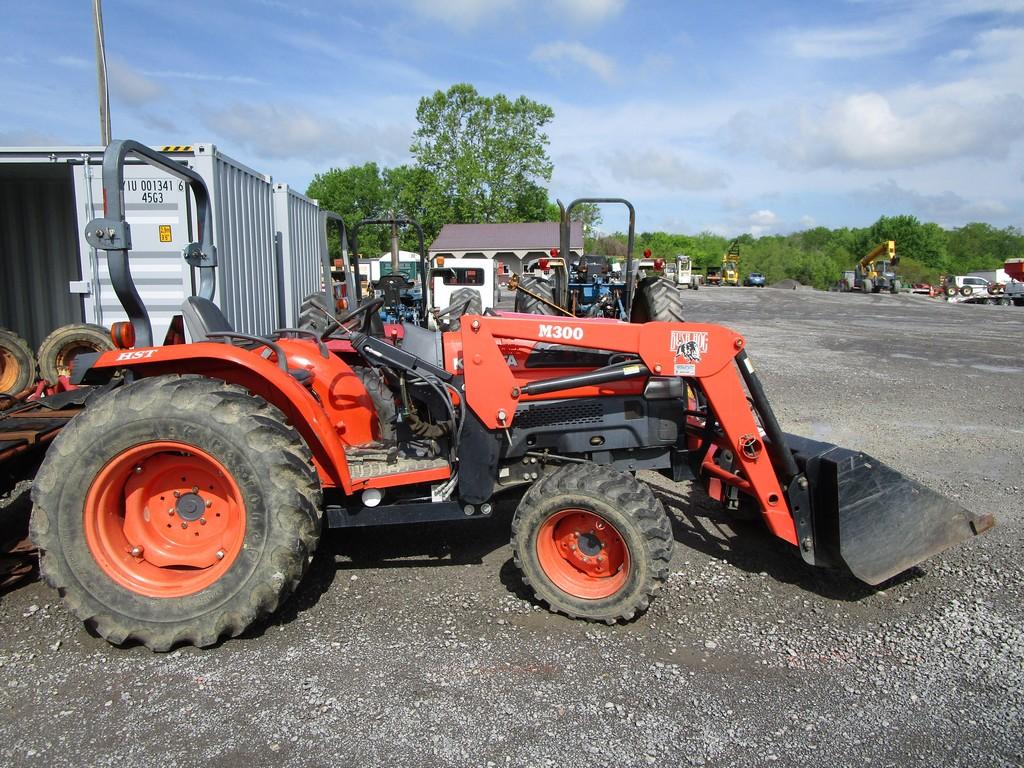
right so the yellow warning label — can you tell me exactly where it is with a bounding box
[159,225,172,243]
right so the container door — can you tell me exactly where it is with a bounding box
[74,160,193,344]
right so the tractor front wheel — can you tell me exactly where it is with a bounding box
[31,375,321,650]
[511,463,673,622]
[0,327,35,396]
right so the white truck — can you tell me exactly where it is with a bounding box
[427,254,495,327]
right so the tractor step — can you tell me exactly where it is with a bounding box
[344,447,451,487]
[326,500,489,528]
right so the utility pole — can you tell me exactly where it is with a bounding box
[93,0,112,144]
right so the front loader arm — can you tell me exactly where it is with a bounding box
[457,315,801,547]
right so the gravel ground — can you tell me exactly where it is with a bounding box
[1,288,1022,768]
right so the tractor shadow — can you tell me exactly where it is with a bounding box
[266,495,524,630]
[648,480,923,602]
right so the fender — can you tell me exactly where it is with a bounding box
[78,342,355,491]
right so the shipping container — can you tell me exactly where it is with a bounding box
[0,143,323,348]
[273,184,325,327]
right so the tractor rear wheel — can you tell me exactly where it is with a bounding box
[30,374,321,650]
[352,365,397,442]
[514,274,559,314]
[36,323,114,385]
[446,287,482,331]
[630,276,686,322]
[511,463,673,623]
[0,328,35,396]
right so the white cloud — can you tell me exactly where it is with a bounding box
[401,0,624,29]
[548,0,626,24]
[724,25,1024,171]
[404,0,517,30]
[531,41,618,84]
[793,91,1024,169]
[605,148,730,190]
[108,60,164,107]
[781,0,1024,59]
[204,101,410,163]
[852,179,1012,224]
[138,69,262,86]
[748,209,781,236]
[799,214,817,229]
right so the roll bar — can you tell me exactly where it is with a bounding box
[321,210,361,304]
[350,215,427,322]
[84,140,216,348]
[558,198,636,315]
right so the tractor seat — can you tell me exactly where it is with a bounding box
[180,296,313,386]
[182,296,233,341]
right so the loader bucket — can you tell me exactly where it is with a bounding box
[785,434,994,585]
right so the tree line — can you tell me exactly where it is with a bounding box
[307,84,1020,288]
[615,218,1022,290]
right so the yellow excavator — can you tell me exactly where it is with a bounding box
[843,240,900,294]
[722,241,740,286]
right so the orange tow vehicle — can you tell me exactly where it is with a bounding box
[29,141,994,650]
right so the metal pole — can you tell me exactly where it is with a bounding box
[389,211,400,276]
[93,0,111,144]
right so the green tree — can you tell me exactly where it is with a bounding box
[411,83,555,223]
[306,162,390,256]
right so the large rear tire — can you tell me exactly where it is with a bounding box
[630,276,686,322]
[31,375,321,650]
[514,274,559,315]
[511,463,673,623]
[862,278,873,294]
[0,328,35,396]
[351,365,397,442]
[36,323,114,385]
[446,287,483,331]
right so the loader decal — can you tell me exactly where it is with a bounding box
[671,330,708,363]
[538,324,585,341]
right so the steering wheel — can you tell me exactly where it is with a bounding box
[328,297,385,338]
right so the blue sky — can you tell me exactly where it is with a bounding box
[2,0,1022,237]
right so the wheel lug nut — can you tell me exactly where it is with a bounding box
[200,518,207,525]
[215,549,225,560]
[168,508,175,516]
[205,500,213,508]
[173,490,181,498]
[181,522,188,529]
[130,545,143,557]
[192,486,199,493]
[134,466,143,474]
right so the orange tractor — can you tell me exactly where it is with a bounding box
[29,142,994,650]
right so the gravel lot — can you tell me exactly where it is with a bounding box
[2,288,1022,768]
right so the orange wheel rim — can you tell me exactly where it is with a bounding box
[0,347,20,392]
[84,441,246,598]
[536,509,628,599]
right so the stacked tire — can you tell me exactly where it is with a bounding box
[0,328,35,397]
[36,324,114,385]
